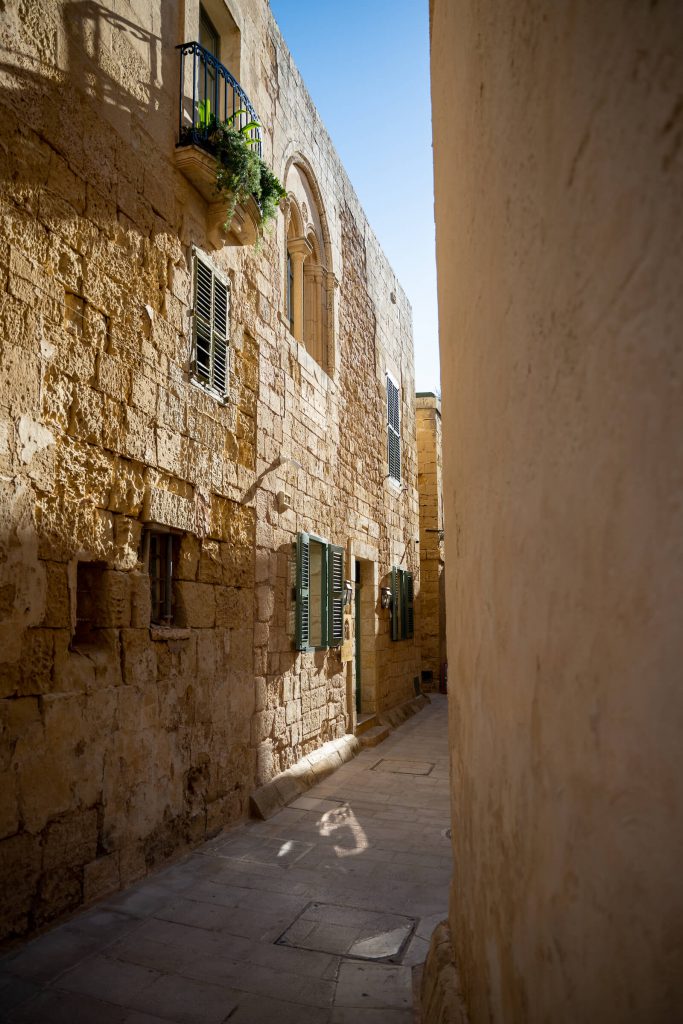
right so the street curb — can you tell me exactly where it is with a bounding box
[250,693,432,820]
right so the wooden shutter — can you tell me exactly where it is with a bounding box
[387,375,401,481]
[192,250,230,397]
[295,533,310,650]
[212,274,229,395]
[390,566,399,641]
[193,255,213,383]
[328,544,345,646]
[403,571,414,639]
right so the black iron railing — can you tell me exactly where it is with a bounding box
[176,41,262,157]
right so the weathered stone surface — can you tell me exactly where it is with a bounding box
[0,0,421,945]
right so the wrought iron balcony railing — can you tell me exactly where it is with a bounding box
[176,41,262,158]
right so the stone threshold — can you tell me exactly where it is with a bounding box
[250,693,431,820]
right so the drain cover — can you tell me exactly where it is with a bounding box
[371,759,435,776]
[277,901,415,961]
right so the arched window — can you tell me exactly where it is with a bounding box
[283,161,332,373]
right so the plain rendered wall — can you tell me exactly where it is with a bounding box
[430,1,683,1020]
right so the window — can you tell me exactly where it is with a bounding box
[72,561,107,647]
[295,533,345,650]
[283,161,331,373]
[192,248,229,398]
[199,4,220,118]
[390,567,414,641]
[199,4,220,58]
[146,531,180,626]
[286,251,293,329]
[387,374,401,482]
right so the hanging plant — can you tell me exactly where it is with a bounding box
[205,112,286,237]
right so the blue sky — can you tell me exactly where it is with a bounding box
[269,0,440,393]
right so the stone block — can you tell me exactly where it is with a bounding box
[67,386,104,445]
[119,841,147,887]
[109,459,145,516]
[251,709,275,745]
[254,676,267,712]
[112,517,141,572]
[83,853,120,904]
[143,487,195,533]
[19,629,54,695]
[197,541,222,584]
[130,572,151,628]
[177,533,199,581]
[0,769,19,839]
[0,833,41,939]
[256,584,274,623]
[175,581,215,629]
[42,562,70,629]
[42,808,98,871]
[98,569,131,628]
[121,629,157,687]
[250,782,284,820]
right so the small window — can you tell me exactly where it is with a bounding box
[294,533,344,651]
[191,248,229,399]
[387,374,401,482]
[146,531,180,626]
[390,567,414,641]
[73,561,107,647]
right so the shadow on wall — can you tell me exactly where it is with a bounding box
[0,1,262,945]
[0,1,178,222]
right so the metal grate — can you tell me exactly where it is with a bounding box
[177,41,262,157]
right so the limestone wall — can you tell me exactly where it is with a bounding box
[416,394,445,690]
[0,0,419,942]
[428,0,683,1021]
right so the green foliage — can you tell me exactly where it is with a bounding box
[206,114,286,238]
[197,98,212,129]
[257,161,287,229]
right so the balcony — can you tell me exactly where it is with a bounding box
[175,42,263,247]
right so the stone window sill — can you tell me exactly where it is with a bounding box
[150,626,192,642]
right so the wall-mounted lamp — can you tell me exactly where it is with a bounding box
[380,586,393,610]
[343,580,353,607]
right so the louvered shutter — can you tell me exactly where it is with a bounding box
[212,275,229,395]
[192,250,230,397]
[387,376,401,481]
[390,566,399,641]
[295,533,310,650]
[404,571,414,639]
[193,256,213,384]
[328,545,345,646]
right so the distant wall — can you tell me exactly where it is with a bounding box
[427,1,683,1021]
[416,395,445,688]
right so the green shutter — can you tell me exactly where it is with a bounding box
[295,533,310,650]
[390,566,399,641]
[404,571,414,639]
[328,544,345,646]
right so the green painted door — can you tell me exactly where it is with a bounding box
[354,559,361,714]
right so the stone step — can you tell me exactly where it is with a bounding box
[355,713,380,736]
[358,724,391,748]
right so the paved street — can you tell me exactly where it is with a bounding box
[0,696,450,1024]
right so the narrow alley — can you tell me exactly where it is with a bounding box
[0,697,450,1024]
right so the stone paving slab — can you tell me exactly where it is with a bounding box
[0,695,450,1023]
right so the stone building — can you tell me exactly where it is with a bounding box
[0,0,422,942]
[424,1,683,1022]
[416,392,445,692]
